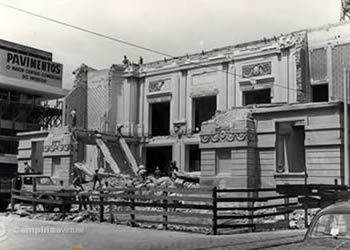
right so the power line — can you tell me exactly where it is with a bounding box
[0,2,173,58]
[0,2,319,95]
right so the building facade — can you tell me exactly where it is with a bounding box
[65,21,350,188]
[0,39,68,176]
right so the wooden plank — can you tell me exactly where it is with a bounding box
[216,202,299,211]
[33,192,76,197]
[12,195,62,205]
[216,195,294,202]
[132,219,212,228]
[102,187,212,194]
[216,188,276,193]
[149,187,212,194]
[216,223,255,229]
[69,200,213,210]
[98,193,213,202]
[216,206,302,220]
[123,210,213,219]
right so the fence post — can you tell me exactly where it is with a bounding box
[11,178,16,213]
[334,179,338,201]
[61,199,66,218]
[32,178,37,214]
[284,197,290,229]
[304,185,309,228]
[162,188,168,230]
[100,191,104,222]
[78,193,82,212]
[212,186,217,235]
[130,189,135,227]
[109,192,114,224]
[248,191,257,232]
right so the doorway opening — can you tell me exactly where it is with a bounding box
[150,102,170,136]
[192,96,216,133]
[186,144,201,172]
[146,146,172,176]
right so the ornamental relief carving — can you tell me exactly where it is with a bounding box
[149,79,171,93]
[200,131,256,144]
[242,62,272,78]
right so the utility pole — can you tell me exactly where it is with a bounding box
[341,0,350,21]
[344,68,349,186]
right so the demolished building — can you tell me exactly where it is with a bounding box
[18,21,350,189]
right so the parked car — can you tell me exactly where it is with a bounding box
[289,201,350,249]
[16,175,77,212]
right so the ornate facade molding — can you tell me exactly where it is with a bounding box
[44,143,71,153]
[200,131,256,144]
[173,120,186,138]
[278,32,305,50]
[242,62,272,78]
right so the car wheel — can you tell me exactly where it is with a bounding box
[40,196,55,212]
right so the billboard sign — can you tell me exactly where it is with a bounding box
[0,49,63,87]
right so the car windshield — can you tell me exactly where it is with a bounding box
[310,213,350,238]
[37,177,55,185]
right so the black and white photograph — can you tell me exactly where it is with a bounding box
[0,0,350,249]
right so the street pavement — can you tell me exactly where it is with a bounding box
[0,215,305,250]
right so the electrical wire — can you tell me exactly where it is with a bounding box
[0,2,301,92]
[0,1,348,101]
[0,2,173,58]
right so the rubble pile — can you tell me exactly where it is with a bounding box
[86,173,200,191]
[289,208,320,229]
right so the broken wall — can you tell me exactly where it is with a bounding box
[199,108,257,188]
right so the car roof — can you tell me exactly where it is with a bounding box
[319,201,350,214]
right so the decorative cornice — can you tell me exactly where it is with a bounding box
[44,142,71,153]
[200,131,256,144]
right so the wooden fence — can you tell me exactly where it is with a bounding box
[11,186,301,235]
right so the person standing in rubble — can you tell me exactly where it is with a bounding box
[73,171,84,191]
[92,169,102,190]
[137,165,147,182]
[24,162,34,173]
[169,161,178,180]
[70,108,77,128]
[154,166,161,179]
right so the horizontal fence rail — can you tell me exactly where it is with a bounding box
[11,185,304,234]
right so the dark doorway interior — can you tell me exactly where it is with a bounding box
[146,146,172,176]
[193,96,216,133]
[150,102,170,136]
[312,84,328,102]
[188,145,201,172]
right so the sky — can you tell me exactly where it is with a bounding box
[0,0,342,89]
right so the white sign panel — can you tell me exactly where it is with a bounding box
[0,49,63,87]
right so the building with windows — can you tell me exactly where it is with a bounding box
[0,39,67,177]
[64,21,350,188]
